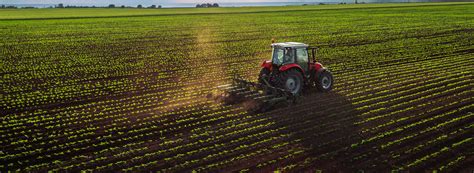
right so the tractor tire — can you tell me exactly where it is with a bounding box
[316,70,333,92]
[278,68,303,96]
[258,68,270,85]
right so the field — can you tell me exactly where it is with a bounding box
[1,2,473,172]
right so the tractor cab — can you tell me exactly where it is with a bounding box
[270,42,312,76]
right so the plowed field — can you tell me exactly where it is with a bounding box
[1,2,473,172]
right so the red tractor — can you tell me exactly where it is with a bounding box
[258,42,333,95]
[217,42,334,112]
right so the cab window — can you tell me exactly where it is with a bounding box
[272,48,284,65]
[273,48,295,65]
[296,48,309,72]
[283,48,295,64]
[296,48,308,64]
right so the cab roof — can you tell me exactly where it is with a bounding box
[271,42,308,48]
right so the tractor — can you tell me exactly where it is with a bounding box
[216,42,334,112]
[259,42,333,94]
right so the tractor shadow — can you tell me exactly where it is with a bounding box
[206,85,364,171]
[266,90,362,171]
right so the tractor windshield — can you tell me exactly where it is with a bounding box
[272,47,294,65]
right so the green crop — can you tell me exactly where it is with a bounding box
[1,2,473,172]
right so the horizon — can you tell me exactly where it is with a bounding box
[1,0,339,7]
[1,0,469,7]
[1,0,298,5]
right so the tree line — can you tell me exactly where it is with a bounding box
[196,3,219,8]
[57,4,162,8]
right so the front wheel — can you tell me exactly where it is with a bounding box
[316,70,333,92]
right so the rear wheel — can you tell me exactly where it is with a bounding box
[316,70,333,92]
[279,69,303,95]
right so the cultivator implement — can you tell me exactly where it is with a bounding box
[214,75,297,112]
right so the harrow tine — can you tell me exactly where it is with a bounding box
[253,94,277,101]
[235,90,258,96]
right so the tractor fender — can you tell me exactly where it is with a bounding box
[279,64,305,78]
[315,67,328,79]
[261,60,272,70]
[310,62,325,79]
[312,62,324,71]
